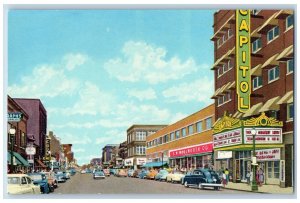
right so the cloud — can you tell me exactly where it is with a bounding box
[162,77,214,103]
[63,53,88,71]
[72,148,85,153]
[8,65,79,98]
[127,88,157,101]
[59,133,92,145]
[104,41,198,84]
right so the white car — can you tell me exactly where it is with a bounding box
[80,170,86,174]
[7,174,41,195]
[166,171,185,183]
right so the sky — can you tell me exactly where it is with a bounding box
[7,10,215,165]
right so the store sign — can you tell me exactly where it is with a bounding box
[45,137,51,157]
[255,148,280,161]
[7,112,22,122]
[25,146,36,155]
[28,159,34,164]
[244,128,282,144]
[136,158,147,166]
[169,142,213,158]
[217,151,233,159]
[236,10,251,113]
[124,158,134,166]
[280,160,285,182]
[213,128,242,148]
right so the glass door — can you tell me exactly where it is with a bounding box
[266,161,280,185]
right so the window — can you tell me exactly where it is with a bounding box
[21,132,26,147]
[136,131,146,141]
[136,146,146,155]
[223,34,227,43]
[217,39,221,47]
[287,103,294,120]
[252,10,261,15]
[268,161,280,179]
[188,125,193,135]
[196,121,202,132]
[286,15,294,29]
[287,59,294,74]
[253,76,262,90]
[252,38,262,53]
[170,132,175,141]
[267,26,279,43]
[228,29,233,38]
[181,128,186,137]
[268,66,280,83]
[228,59,233,70]
[218,96,223,105]
[164,134,169,143]
[206,117,212,130]
[175,130,180,139]
[223,64,227,72]
[217,67,222,77]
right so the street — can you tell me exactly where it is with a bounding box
[52,173,251,195]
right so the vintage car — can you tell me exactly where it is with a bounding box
[42,172,58,190]
[109,168,118,176]
[132,170,140,178]
[7,174,41,195]
[80,170,86,174]
[166,171,185,183]
[138,169,149,179]
[54,172,66,183]
[103,169,110,176]
[127,169,134,177]
[116,169,127,177]
[182,168,222,190]
[146,169,158,180]
[93,171,105,179]
[27,173,51,194]
[154,170,169,181]
[64,170,71,179]
[69,168,76,176]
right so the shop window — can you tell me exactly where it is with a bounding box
[287,59,294,74]
[181,128,186,137]
[196,121,202,133]
[253,76,262,90]
[175,130,180,139]
[267,26,279,43]
[188,125,193,135]
[268,161,280,179]
[286,15,294,30]
[287,103,294,121]
[252,38,262,53]
[205,117,212,130]
[268,66,280,83]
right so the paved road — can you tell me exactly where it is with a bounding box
[52,173,251,195]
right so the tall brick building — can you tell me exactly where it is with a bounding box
[210,10,294,187]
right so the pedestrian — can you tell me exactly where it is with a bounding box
[246,171,251,185]
[258,168,264,186]
[225,168,229,184]
[222,171,227,187]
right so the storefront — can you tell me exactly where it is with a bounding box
[213,113,284,185]
[168,142,213,170]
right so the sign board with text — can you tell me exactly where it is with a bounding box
[255,148,280,161]
[213,129,242,148]
[169,142,213,158]
[136,158,147,166]
[124,158,134,166]
[217,151,233,159]
[7,112,22,122]
[244,128,282,144]
[25,147,36,155]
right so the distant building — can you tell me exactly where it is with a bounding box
[102,144,118,167]
[90,158,102,166]
[62,144,74,167]
[48,131,62,162]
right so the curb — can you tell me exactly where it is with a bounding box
[222,187,269,194]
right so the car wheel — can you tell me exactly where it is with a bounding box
[198,183,204,190]
[184,181,189,188]
[215,186,220,190]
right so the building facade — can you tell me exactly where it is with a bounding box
[101,144,118,167]
[126,125,167,170]
[62,144,74,168]
[210,10,294,187]
[146,104,215,170]
[7,95,30,173]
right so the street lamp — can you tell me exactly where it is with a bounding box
[9,128,16,173]
[161,152,163,169]
[251,128,258,192]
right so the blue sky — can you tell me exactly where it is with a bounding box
[8,10,215,165]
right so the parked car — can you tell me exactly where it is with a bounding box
[132,170,140,178]
[93,170,105,179]
[154,170,169,181]
[166,171,185,183]
[138,169,149,179]
[127,169,134,177]
[182,168,222,190]
[63,171,71,179]
[54,172,66,183]
[146,169,158,180]
[69,168,76,176]
[27,173,51,194]
[42,172,58,190]
[116,169,127,177]
[103,169,110,176]
[85,168,92,174]
[181,171,192,185]
[7,174,40,195]
[80,170,86,174]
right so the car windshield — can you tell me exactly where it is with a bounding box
[203,171,212,179]
[28,175,42,181]
[8,177,20,184]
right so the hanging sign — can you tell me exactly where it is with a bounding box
[236,10,251,113]
[7,112,22,122]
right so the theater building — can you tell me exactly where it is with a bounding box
[210,10,294,187]
[146,104,215,170]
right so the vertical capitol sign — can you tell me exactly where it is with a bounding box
[236,10,251,113]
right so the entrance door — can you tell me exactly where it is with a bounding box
[266,161,280,185]
[240,159,251,182]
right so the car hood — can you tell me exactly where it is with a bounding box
[33,180,46,185]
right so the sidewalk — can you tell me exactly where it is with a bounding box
[223,182,294,194]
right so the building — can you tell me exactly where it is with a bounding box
[7,95,30,173]
[146,104,215,170]
[118,141,128,166]
[90,158,102,166]
[101,144,118,167]
[62,144,74,168]
[111,145,123,168]
[210,10,294,187]
[126,125,167,170]
[14,98,47,168]
[47,131,62,169]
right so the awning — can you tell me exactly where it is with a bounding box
[227,81,236,90]
[211,14,235,41]
[36,159,47,168]
[274,10,293,19]
[211,47,235,70]
[277,91,293,104]
[7,151,30,167]
[143,161,167,168]
[251,64,262,76]
[218,82,231,95]
[259,96,281,112]
[257,12,279,33]
[276,45,293,61]
[287,96,293,104]
[243,102,263,117]
[211,87,222,99]
[251,27,261,39]
[262,53,279,68]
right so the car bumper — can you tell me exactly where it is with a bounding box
[200,183,223,187]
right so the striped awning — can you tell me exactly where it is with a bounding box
[211,47,235,70]
[257,12,279,33]
[243,102,263,118]
[218,82,231,96]
[259,96,281,113]
[274,10,293,19]
[251,27,261,39]
[262,53,279,68]
[211,87,222,99]
[251,64,262,76]
[276,45,293,61]
[277,91,293,105]
[211,14,235,41]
